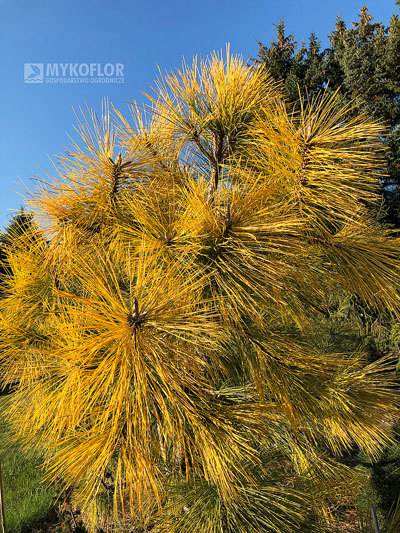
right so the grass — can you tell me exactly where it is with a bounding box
[0,393,56,533]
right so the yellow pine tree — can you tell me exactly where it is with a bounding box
[0,50,399,532]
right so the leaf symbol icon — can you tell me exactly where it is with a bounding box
[28,65,41,78]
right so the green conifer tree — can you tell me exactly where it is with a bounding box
[256,5,400,224]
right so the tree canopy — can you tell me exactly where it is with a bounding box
[0,51,399,532]
[256,4,400,224]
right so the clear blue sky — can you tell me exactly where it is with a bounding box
[0,0,397,229]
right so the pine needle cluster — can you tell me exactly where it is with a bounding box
[0,50,399,532]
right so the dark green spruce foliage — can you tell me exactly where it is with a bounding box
[256,5,400,224]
